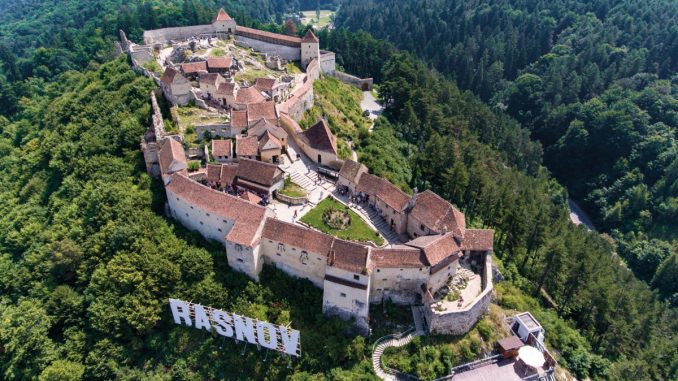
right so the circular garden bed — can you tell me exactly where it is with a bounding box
[322,207,352,230]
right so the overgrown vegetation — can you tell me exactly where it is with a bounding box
[0,57,379,380]
[300,76,369,160]
[335,0,678,305]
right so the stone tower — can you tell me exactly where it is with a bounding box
[300,30,320,69]
[213,8,236,34]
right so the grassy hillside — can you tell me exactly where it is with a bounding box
[300,76,369,159]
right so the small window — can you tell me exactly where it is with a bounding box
[268,240,272,243]
[190,206,194,209]
[382,278,387,281]
[340,293,346,298]
[237,258,244,263]
[353,274,360,281]
[377,269,380,272]
[176,197,179,201]
[317,257,322,261]
[277,243,285,252]
[236,244,243,251]
[292,248,296,251]
[377,288,382,291]
[400,269,403,271]
[206,213,210,216]
[276,253,281,256]
[218,228,222,232]
[199,221,204,225]
[223,219,228,223]
[185,213,189,217]
[420,224,425,231]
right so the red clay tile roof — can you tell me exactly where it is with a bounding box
[405,232,460,267]
[249,118,287,141]
[301,119,337,155]
[208,57,233,69]
[329,239,369,274]
[236,158,282,186]
[199,72,223,86]
[220,164,238,186]
[236,136,258,157]
[339,159,366,184]
[230,110,248,128]
[246,102,277,122]
[254,77,277,91]
[161,67,180,86]
[411,190,466,236]
[262,219,334,256]
[207,164,221,184]
[462,229,494,252]
[214,8,232,22]
[237,26,302,46]
[258,131,282,151]
[181,61,208,74]
[217,82,237,95]
[211,139,232,158]
[240,191,262,205]
[301,30,319,43]
[371,247,427,268]
[236,86,266,105]
[158,138,186,175]
[165,173,266,246]
[356,173,410,212]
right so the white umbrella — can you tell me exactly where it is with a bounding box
[518,345,545,369]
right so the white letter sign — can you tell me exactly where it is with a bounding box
[167,298,301,357]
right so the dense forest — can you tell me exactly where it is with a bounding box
[0,0,676,380]
[334,0,678,303]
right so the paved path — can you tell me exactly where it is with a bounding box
[372,309,425,381]
[360,90,384,132]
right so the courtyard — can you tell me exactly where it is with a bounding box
[300,197,384,245]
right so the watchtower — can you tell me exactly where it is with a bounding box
[300,30,320,68]
[213,8,236,35]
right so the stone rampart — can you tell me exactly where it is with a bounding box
[329,70,373,91]
[143,24,216,45]
[235,36,300,61]
[319,51,336,74]
[426,253,494,335]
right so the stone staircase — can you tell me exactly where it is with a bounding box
[372,327,424,381]
[352,203,402,244]
[287,170,317,191]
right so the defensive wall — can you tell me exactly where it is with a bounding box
[143,24,217,45]
[235,36,301,61]
[319,51,336,75]
[329,70,374,91]
[426,253,494,335]
[140,90,168,177]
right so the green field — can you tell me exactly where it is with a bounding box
[301,10,335,28]
[300,197,384,245]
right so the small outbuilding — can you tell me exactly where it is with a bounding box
[497,336,524,359]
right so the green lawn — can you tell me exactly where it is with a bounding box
[300,197,384,245]
[278,181,306,198]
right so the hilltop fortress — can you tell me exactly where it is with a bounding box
[121,9,494,335]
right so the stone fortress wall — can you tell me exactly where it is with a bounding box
[235,36,301,61]
[126,10,495,336]
[426,253,494,335]
[143,24,218,45]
